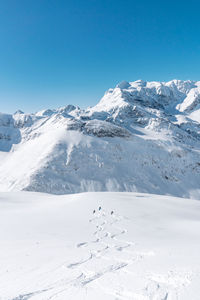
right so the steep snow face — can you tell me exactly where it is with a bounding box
[1,79,200,197]
[177,82,200,124]
[0,113,21,151]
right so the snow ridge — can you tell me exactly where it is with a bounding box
[1,79,200,198]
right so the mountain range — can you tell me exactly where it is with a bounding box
[1,79,200,198]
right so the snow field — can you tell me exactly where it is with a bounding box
[0,192,200,299]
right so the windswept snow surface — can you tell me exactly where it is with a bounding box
[0,191,200,299]
[1,79,200,198]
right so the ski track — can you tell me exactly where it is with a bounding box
[10,211,192,300]
[10,288,52,300]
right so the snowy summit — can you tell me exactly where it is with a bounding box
[1,79,200,198]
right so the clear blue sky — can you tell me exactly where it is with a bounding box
[0,0,200,113]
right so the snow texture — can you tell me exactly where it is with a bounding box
[0,191,200,299]
[1,80,200,198]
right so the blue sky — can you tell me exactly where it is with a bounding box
[0,0,200,113]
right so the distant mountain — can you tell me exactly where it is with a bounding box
[1,79,200,198]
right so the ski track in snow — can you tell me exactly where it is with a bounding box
[9,211,192,300]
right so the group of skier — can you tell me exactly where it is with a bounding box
[93,206,114,215]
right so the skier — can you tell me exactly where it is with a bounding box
[99,206,101,211]
[93,210,96,214]
[111,211,114,215]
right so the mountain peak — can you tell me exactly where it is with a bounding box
[116,81,131,89]
[1,79,200,198]
[14,110,24,115]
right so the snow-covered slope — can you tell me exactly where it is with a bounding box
[1,79,200,198]
[0,113,21,152]
[0,191,200,299]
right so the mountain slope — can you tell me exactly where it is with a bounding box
[0,191,200,299]
[1,79,200,198]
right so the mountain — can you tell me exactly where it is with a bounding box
[1,79,200,198]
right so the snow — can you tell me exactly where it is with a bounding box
[0,113,21,151]
[1,79,200,299]
[1,79,200,197]
[188,109,200,123]
[177,87,200,113]
[116,81,131,89]
[0,191,200,299]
